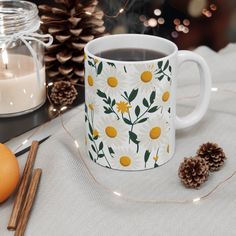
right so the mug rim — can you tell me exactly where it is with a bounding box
[84,34,178,64]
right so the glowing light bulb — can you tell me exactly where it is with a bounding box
[211,87,218,92]
[113,191,122,197]
[119,8,124,13]
[74,140,79,149]
[193,197,201,203]
[60,106,67,111]
[22,139,28,145]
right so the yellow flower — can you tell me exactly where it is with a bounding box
[88,103,94,110]
[153,155,159,161]
[94,58,99,64]
[116,101,132,113]
[93,129,99,138]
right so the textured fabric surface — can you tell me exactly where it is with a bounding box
[1,44,236,236]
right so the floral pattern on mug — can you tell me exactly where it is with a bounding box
[85,57,173,170]
[110,147,142,170]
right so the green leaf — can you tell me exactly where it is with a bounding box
[107,62,116,68]
[107,97,111,105]
[148,106,159,113]
[129,131,139,145]
[97,90,107,98]
[84,104,88,113]
[158,75,164,81]
[168,107,171,113]
[154,163,159,168]
[97,62,103,75]
[158,61,163,68]
[88,61,94,67]
[150,91,156,104]
[103,99,109,104]
[167,76,171,81]
[98,153,105,158]
[88,122,93,134]
[123,117,132,125]
[143,98,149,107]
[88,134,93,141]
[88,151,93,161]
[85,116,88,122]
[112,99,116,107]
[88,55,93,60]
[108,147,115,155]
[135,105,140,117]
[99,142,103,151]
[137,117,148,124]
[93,135,98,140]
[168,65,172,72]
[163,60,169,71]
[144,150,151,164]
[124,66,127,73]
[129,89,138,103]
[91,144,96,153]
[104,107,112,114]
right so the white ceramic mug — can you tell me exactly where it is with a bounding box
[84,34,211,171]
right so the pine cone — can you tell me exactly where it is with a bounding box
[178,156,209,189]
[50,80,78,106]
[197,142,226,171]
[39,0,106,83]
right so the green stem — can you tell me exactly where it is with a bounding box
[91,109,94,126]
[101,149,111,168]
[87,113,100,160]
[156,69,169,78]
[133,105,151,125]
[111,106,120,120]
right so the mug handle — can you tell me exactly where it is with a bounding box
[175,50,212,129]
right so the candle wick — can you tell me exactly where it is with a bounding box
[5,64,8,70]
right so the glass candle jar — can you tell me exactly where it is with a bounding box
[0,0,52,117]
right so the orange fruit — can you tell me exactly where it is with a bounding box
[0,143,20,203]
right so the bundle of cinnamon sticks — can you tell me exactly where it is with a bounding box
[8,141,42,236]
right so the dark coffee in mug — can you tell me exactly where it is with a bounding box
[95,48,167,61]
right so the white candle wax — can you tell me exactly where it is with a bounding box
[0,54,46,115]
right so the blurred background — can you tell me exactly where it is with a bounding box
[100,0,236,51]
[33,0,236,51]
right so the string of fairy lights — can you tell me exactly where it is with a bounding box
[13,86,236,204]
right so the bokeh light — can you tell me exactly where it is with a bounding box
[154,9,162,16]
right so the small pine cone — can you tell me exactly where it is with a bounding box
[178,156,209,189]
[39,0,106,83]
[197,142,226,171]
[50,81,78,106]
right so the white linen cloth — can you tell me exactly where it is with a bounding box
[1,44,236,236]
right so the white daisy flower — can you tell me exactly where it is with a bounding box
[85,93,100,115]
[130,63,159,94]
[97,65,127,98]
[156,81,171,107]
[110,147,141,170]
[96,116,128,148]
[138,117,169,151]
[156,143,171,166]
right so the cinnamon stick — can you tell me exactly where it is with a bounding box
[15,169,42,236]
[8,141,39,231]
